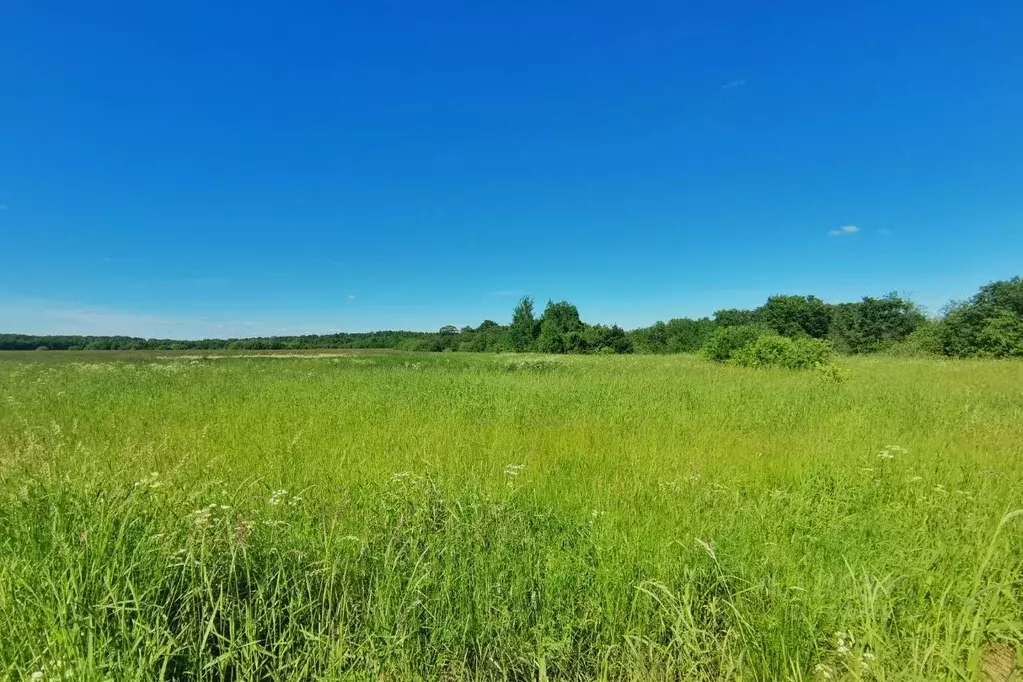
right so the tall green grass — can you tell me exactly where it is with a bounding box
[0,352,1020,680]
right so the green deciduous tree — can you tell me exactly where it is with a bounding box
[941,277,1023,357]
[829,294,925,354]
[756,295,831,338]
[507,297,539,352]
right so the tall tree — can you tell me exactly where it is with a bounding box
[756,295,832,338]
[508,296,539,352]
[941,277,1023,357]
[829,294,925,354]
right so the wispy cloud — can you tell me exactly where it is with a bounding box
[346,294,357,300]
[0,298,189,336]
[721,79,747,90]
[828,225,860,236]
[0,297,267,339]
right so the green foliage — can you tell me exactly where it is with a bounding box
[535,318,566,353]
[727,333,793,367]
[534,301,620,355]
[701,324,770,362]
[507,297,539,352]
[584,324,633,354]
[789,336,835,368]
[941,277,1023,358]
[813,361,851,383]
[395,338,435,352]
[727,334,835,370]
[630,318,715,353]
[976,310,1023,357]
[713,308,759,327]
[884,320,945,356]
[756,295,832,338]
[3,276,1020,361]
[828,294,926,354]
[540,300,584,334]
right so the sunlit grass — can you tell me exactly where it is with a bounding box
[0,352,1020,680]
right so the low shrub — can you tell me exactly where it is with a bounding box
[701,325,771,363]
[813,361,851,383]
[703,326,838,373]
[882,321,945,357]
[729,335,834,370]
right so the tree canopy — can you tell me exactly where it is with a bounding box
[3,275,1020,359]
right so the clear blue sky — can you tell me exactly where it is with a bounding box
[2,1,1021,338]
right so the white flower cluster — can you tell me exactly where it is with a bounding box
[134,471,163,489]
[877,444,906,460]
[815,632,876,679]
[267,489,302,507]
[28,658,75,680]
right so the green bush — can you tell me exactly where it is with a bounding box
[789,337,835,368]
[728,334,834,370]
[701,325,770,362]
[395,338,434,353]
[884,321,945,357]
[940,277,1023,358]
[728,334,793,367]
[813,361,851,383]
[976,310,1023,357]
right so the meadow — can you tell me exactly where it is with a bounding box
[0,351,1020,681]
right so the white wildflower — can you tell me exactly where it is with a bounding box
[835,631,853,655]
[813,663,833,679]
[877,444,905,460]
[268,489,288,506]
[504,463,524,478]
[192,504,216,529]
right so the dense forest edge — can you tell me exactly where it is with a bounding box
[3,276,1021,359]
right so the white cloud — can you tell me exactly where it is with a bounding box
[346,294,357,300]
[721,79,747,90]
[828,225,860,236]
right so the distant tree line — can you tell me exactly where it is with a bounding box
[3,276,1021,358]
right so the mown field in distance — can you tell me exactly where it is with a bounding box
[0,351,1021,681]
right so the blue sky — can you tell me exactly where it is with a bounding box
[2,1,1021,337]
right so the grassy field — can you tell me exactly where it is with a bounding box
[0,351,1021,681]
